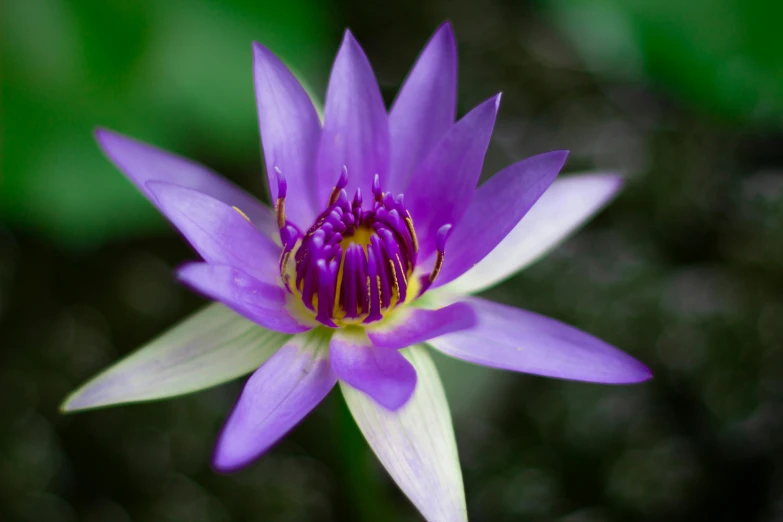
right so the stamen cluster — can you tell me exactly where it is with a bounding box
[277,169,428,327]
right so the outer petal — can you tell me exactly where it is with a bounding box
[177,263,312,334]
[429,297,652,384]
[429,151,568,289]
[387,22,457,193]
[213,329,336,471]
[61,303,289,412]
[366,302,476,350]
[341,345,466,522]
[405,95,500,260]
[446,174,623,294]
[253,43,322,228]
[330,331,417,411]
[316,31,389,206]
[95,129,276,237]
[147,182,280,285]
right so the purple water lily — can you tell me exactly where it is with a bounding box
[62,23,651,521]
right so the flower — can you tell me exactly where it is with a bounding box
[61,23,651,522]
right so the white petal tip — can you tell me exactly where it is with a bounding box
[341,346,466,522]
[58,388,109,414]
[610,174,626,191]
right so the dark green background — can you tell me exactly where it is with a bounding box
[2,0,783,520]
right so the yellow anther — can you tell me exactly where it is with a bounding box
[232,206,251,222]
[429,251,445,283]
[388,259,400,297]
[275,198,286,230]
[404,216,418,253]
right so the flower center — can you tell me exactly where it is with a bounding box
[274,168,448,327]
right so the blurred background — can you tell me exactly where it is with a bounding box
[2,0,783,520]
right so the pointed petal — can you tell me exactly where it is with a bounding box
[447,174,624,294]
[316,30,389,206]
[147,182,280,284]
[366,302,476,350]
[213,329,336,471]
[177,263,312,334]
[61,304,289,412]
[341,345,466,522]
[387,22,457,193]
[428,151,567,289]
[253,43,321,228]
[405,95,500,260]
[95,129,276,237]
[429,297,652,384]
[330,331,416,411]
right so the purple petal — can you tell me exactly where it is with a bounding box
[340,345,466,521]
[213,330,336,472]
[177,263,312,334]
[147,182,280,284]
[447,174,624,294]
[404,95,500,260]
[429,297,652,384]
[316,30,389,207]
[387,22,457,194]
[95,129,277,237]
[330,331,417,410]
[367,302,477,350]
[429,151,568,289]
[253,43,322,228]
